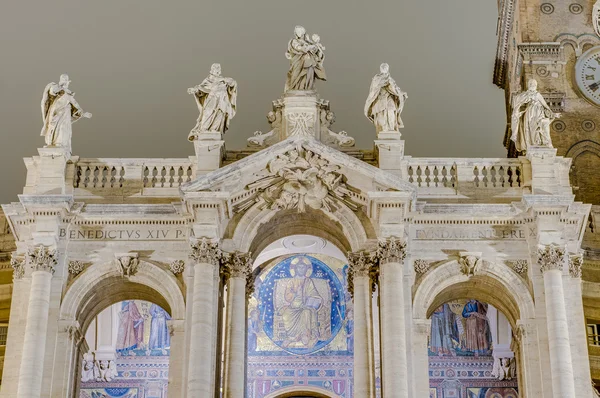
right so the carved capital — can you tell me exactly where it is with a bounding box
[568,252,583,278]
[169,259,185,275]
[458,252,482,277]
[222,251,252,280]
[10,252,25,280]
[376,237,406,264]
[347,250,378,297]
[115,253,139,277]
[27,245,57,274]
[189,238,221,265]
[537,244,565,273]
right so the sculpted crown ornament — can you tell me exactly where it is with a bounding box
[189,238,221,265]
[27,245,57,274]
[537,244,565,273]
[376,237,406,264]
[237,145,359,214]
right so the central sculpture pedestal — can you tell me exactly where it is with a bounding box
[282,91,321,140]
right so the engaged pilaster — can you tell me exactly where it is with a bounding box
[221,251,252,398]
[187,238,221,397]
[376,237,409,398]
[348,250,377,398]
[17,245,57,398]
[537,244,576,398]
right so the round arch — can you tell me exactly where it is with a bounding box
[264,386,337,398]
[229,202,373,257]
[413,259,535,326]
[566,139,600,160]
[60,259,186,332]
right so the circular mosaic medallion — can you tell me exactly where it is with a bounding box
[582,120,596,132]
[540,3,554,13]
[552,120,566,132]
[569,3,583,13]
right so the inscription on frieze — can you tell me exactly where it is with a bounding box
[59,227,188,241]
[412,226,531,240]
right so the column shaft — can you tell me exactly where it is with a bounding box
[543,269,576,397]
[353,275,374,397]
[17,270,53,398]
[379,261,408,397]
[187,261,219,396]
[412,319,431,398]
[223,276,247,398]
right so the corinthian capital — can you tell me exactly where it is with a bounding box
[537,244,565,273]
[27,245,57,274]
[189,238,221,265]
[347,250,378,297]
[222,251,252,279]
[376,236,406,264]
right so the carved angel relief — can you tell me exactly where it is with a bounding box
[235,145,360,214]
[458,252,482,277]
[115,253,139,277]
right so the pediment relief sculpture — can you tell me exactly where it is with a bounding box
[234,145,360,214]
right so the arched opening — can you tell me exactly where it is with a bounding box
[79,299,172,398]
[245,234,353,398]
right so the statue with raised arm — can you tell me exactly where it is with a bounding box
[40,74,92,154]
[285,26,327,91]
[188,63,237,139]
[364,63,407,133]
[510,79,560,153]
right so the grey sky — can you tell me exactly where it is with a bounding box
[0,0,506,204]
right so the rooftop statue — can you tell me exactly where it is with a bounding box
[510,79,560,153]
[40,74,92,154]
[188,63,237,139]
[364,63,407,133]
[285,26,327,91]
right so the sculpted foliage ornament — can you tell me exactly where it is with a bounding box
[347,250,378,297]
[569,253,583,278]
[413,259,430,274]
[28,245,57,274]
[68,260,85,276]
[10,253,25,280]
[189,238,221,265]
[458,253,482,277]
[511,259,528,274]
[169,259,185,275]
[238,145,359,213]
[115,253,139,277]
[376,237,407,264]
[537,244,565,273]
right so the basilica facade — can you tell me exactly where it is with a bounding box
[2,4,600,398]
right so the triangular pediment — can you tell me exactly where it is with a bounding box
[183,137,415,194]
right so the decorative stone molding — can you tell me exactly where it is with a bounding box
[491,357,516,380]
[493,0,516,88]
[10,252,25,280]
[347,250,378,297]
[376,237,406,264]
[537,244,565,273]
[568,252,583,278]
[68,260,85,276]
[27,245,57,274]
[189,238,221,265]
[169,259,185,275]
[413,259,430,274]
[114,253,139,277]
[458,252,482,277]
[238,145,360,214]
[511,259,528,274]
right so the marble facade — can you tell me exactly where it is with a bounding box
[0,25,598,398]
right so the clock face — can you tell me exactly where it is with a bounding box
[575,46,600,106]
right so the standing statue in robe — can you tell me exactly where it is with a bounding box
[278,256,323,348]
[148,304,171,351]
[365,63,407,133]
[462,299,492,355]
[40,74,92,154]
[116,301,144,352]
[188,63,237,139]
[285,26,327,91]
[510,79,560,153]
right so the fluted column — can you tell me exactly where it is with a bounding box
[187,238,221,397]
[348,251,376,398]
[537,244,576,398]
[222,252,252,398]
[17,245,57,398]
[377,237,409,398]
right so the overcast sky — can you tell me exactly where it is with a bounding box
[0,0,506,203]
